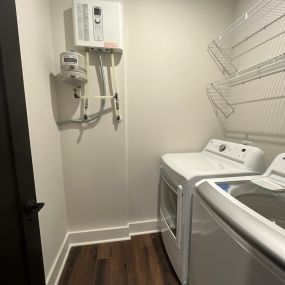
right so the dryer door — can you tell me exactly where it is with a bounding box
[160,169,183,249]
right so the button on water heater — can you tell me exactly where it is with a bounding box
[219,144,227,152]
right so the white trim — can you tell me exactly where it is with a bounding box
[46,233,70,285]
[129,219,160,235]
[69,237,131,247]
[46,219,159,285]
[52,244,72,285]
[68,225,130,245]
[130,229,160,236]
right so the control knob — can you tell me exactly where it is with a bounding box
[219,144,227,152]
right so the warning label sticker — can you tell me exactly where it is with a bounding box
[104,42,119,48]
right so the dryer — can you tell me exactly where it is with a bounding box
[190,153,285,285]
[159,139,265,284]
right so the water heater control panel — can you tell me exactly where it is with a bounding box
[73,0,123,52]
[93,6,103,41]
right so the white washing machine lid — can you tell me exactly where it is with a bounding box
[161,152,253,183]
[195,153,285,268]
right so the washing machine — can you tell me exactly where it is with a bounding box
[189,153,285,285]
[159,139,265,284]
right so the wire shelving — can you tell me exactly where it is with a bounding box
[208,0,285,75]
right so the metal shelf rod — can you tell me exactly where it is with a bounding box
[231,11,285,50]
[231,95,285,106]
[208,0,285,75]
[211,53,285,87]
[214,0,279,43]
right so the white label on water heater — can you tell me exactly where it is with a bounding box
[93,6,103,41]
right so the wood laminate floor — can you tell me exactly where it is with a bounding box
[58,233,180,285]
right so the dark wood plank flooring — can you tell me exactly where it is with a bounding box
[59,233,180,285]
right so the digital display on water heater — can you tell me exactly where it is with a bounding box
[94,7,101,15]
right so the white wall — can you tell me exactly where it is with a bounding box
[49,0,234,230]
[50,0,129,231]
[125,0,234,221]
[15,0,68,279]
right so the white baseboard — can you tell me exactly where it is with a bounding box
[46,219,159,285]
[68,225,131,246]
[129,219,160,236]
[46,234,70,285]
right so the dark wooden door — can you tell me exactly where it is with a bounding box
[0,1,45,284]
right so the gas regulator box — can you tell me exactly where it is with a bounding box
[73,0,123,52]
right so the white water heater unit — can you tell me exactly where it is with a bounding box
[73,0,123,52]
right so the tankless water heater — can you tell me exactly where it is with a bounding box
[73,0,123,52]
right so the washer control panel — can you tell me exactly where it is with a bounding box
[204,139,265,172]
[207,140,250,160]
